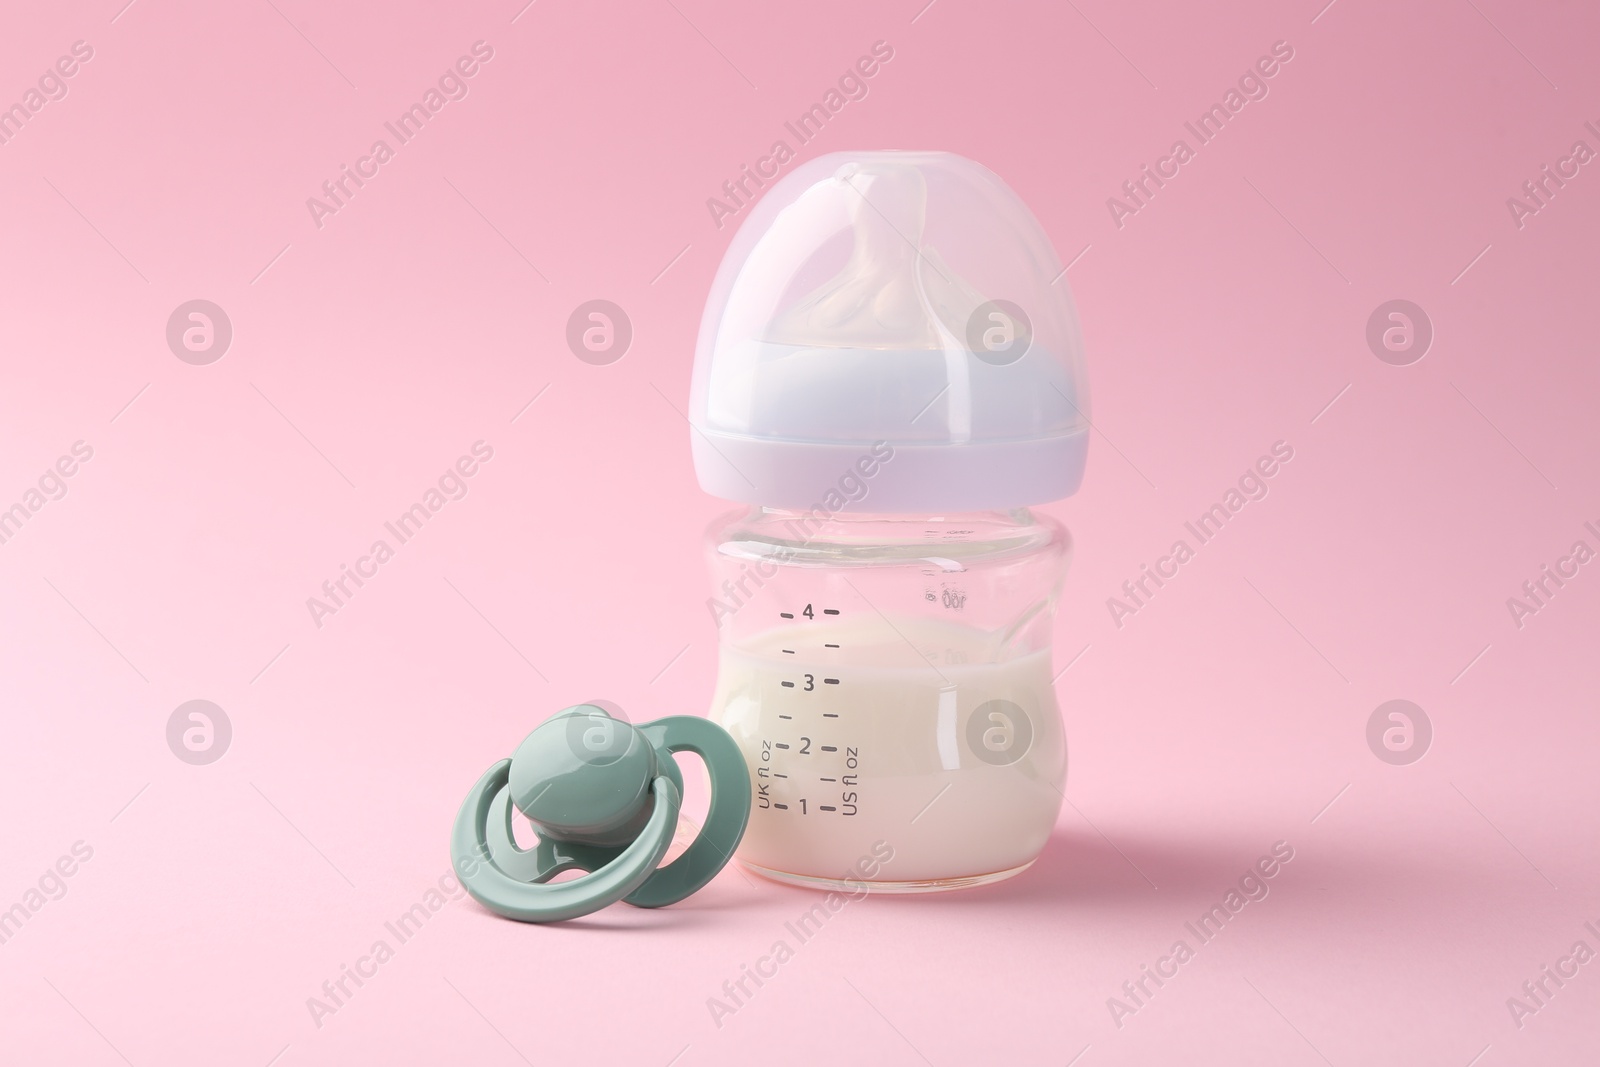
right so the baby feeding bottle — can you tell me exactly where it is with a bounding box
[690,151,1090,892]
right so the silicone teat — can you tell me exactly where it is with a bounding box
[765,160,988,350]
[450,704,751,923]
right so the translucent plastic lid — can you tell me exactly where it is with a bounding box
[690,151,1090,513]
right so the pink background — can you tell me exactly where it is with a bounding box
[3,0,1598,1063]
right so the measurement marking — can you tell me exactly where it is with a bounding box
[821,746,837,752]
[774,773,787,779]
[782,649,794,654]
[823,677,839,684]
[820,805,837,812]
[823,609,840,615]
[820,777,836,782]
[825,643,840,648]
[775,743,790,750]
[779,714,792,720]
[780,612,794,619]
[774,803,789,810]
[823,712,839,718]
[781,681,795,688]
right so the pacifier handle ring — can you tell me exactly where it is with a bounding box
[451,759,681,923]
[483,785,545,882]
[626,715,752,909]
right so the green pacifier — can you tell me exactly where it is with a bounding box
[450,704,751,923]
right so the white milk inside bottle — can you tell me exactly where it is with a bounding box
[710,616,1065,888]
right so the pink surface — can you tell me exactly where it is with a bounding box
[2,1,1598,1064]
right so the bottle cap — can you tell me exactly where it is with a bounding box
[691,150,1090,512]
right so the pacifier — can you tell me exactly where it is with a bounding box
[450,704,751,922]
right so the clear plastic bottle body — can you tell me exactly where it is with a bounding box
[705,506,1070,892]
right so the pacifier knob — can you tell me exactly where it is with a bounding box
[507,706,658,845]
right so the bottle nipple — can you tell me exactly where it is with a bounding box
[765,161,988,351]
